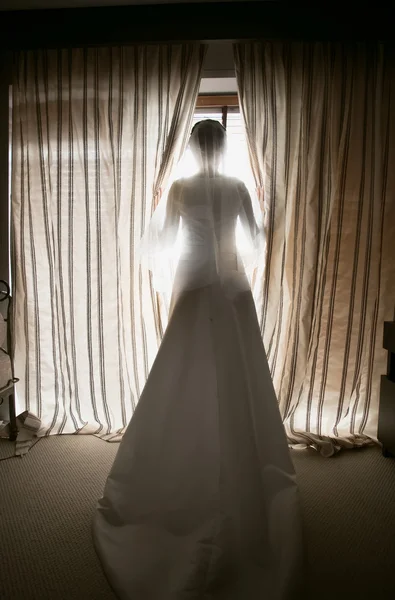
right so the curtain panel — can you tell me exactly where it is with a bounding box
[235,42,395,455]
[11,44,205,439]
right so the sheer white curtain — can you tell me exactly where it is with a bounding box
[235,41,395,455]
[11,45,205,440]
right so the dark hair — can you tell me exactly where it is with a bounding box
[190,119,227,151]
[191,119,226,135]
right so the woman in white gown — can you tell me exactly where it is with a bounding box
[93,120,305,599]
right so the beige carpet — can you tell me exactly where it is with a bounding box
[0,437,14,460]
[1,436,395,600]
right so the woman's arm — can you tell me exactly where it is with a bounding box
[161,180,181,247]
[238,181,259,240]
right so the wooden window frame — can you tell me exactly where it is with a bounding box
[196,94,239,129]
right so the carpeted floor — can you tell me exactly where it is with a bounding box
[1,435,395,600]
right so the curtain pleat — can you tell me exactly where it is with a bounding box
[234,42,395,455]
[11,45,205,439]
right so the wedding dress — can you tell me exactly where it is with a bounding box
[93,121,305,599]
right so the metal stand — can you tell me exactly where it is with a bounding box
[378,321,395,458]
[0,280,18,442]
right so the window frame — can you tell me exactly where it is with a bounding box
[196,94,239,129]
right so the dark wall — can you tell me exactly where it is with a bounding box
[0,2,393,50]
[0,54,10,283]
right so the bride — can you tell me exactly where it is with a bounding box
[93,120,305,599]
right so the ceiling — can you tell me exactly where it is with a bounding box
[0,0,262,11]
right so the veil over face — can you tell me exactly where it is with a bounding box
[138,119,265,304]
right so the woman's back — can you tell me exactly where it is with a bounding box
[177,174,244,258]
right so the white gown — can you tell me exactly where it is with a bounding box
[93,174,305,600]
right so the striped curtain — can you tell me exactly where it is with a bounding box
[234,42,395,455]
[11,45,205,439]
